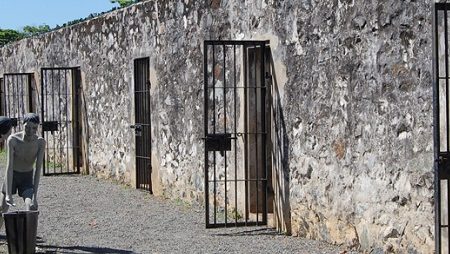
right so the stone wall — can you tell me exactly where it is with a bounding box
[0,0,434,252]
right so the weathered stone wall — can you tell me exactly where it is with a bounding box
[0,0,434,252]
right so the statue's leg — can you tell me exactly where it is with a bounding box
[22,188,34,211]
[0,192,9,228]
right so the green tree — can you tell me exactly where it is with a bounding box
[0,29,24,46]
[22,25,50,37]
[110,0,140,8]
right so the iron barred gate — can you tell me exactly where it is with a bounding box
[1,73,35,130]
[203,40,272,228]
[132,57,152,193]
[40,67,82,175]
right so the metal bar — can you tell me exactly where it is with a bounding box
[135,59,139,188]
[41,67,81,71]
[28,74,33,113]
[205,40,270,46]
[254,44,260,225]
[233,45,238,226]
[41,69,47,175]
[204,42,210,227]
[5,76,9,120]
[223,44,228,226]
[261,45,268,224]
[149,60,152,191]
[0,77,3,116]
[205,221,267,229]
[139,60,142,189]
[208,179,271,183]
[51,70,56,174]
[72,68,79,173]
[213,45,217,225]
[58,70,63,174]
[18,75,23,123]
[446,7,450,153]
[65,70,70,174]
[12,75,17,126]
[3,72,34,75]
[243,45,249,225]
[207,86,268,89]
[144,59,148,191]
[20,75,24,119]
[148,59,152,192]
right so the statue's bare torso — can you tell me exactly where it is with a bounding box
[9,133,45,172]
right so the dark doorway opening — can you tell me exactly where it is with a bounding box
[133,57,152,193]
[203,40,273,228]
[40,67,82,175]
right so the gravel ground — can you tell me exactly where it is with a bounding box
[0,174,348,254]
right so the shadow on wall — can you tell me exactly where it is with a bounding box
[267,50,291,234]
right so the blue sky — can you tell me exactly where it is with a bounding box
[0,0,118,30]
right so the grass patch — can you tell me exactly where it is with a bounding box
[46,160,64,169]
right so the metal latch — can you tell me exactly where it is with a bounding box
[10,118,18,127]
[42,121,59,132]
[203,133,234,152]
[130,124,142,137]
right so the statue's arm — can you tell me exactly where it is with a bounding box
[5,136,14,200]
[33,138,46,199]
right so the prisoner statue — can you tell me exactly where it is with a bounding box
[1,113,45,214]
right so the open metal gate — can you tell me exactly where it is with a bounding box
[434,2,450,252]
[1,73,35,130]
[40,67,82,175]
[203,40,272,228]
[132,57,152,193]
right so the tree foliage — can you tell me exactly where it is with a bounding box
[0,0,141,47]
[0,29,24,47]
[110,0,140,8]
[22,25,50,37]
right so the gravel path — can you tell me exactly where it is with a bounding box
[0,175,346,254]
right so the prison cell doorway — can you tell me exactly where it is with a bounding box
[132,57,152,193]
[1,73,36,131]
[203,40,273,228]
[40,67,82,176]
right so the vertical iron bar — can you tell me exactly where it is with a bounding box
[6,76,10,120]
[51,70,56,174]
[14,75,18,125]
[0,77,3,116]
[12,75,16,127]
[233,45,238,226]
[144,60,148,190]
[261,44,268,224]
[65,70,70,173]
[18,75,23,124]
[147,59,151,192]
[41,69,46,175]
[446,5,450,253]
[143,60,147,190]
[446,6,450,153]
[223,44,228,226]
[254,44,260,225]
[58,70,62,173]
[213,45,217,225]
[135,61,139,188]
[139,62,142,189]
[204,42,209,227]
[28,74,33,113]
[73,68,80,173]
[21,75,25,120]
[243,45,249,225]
[135,60,140,189]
